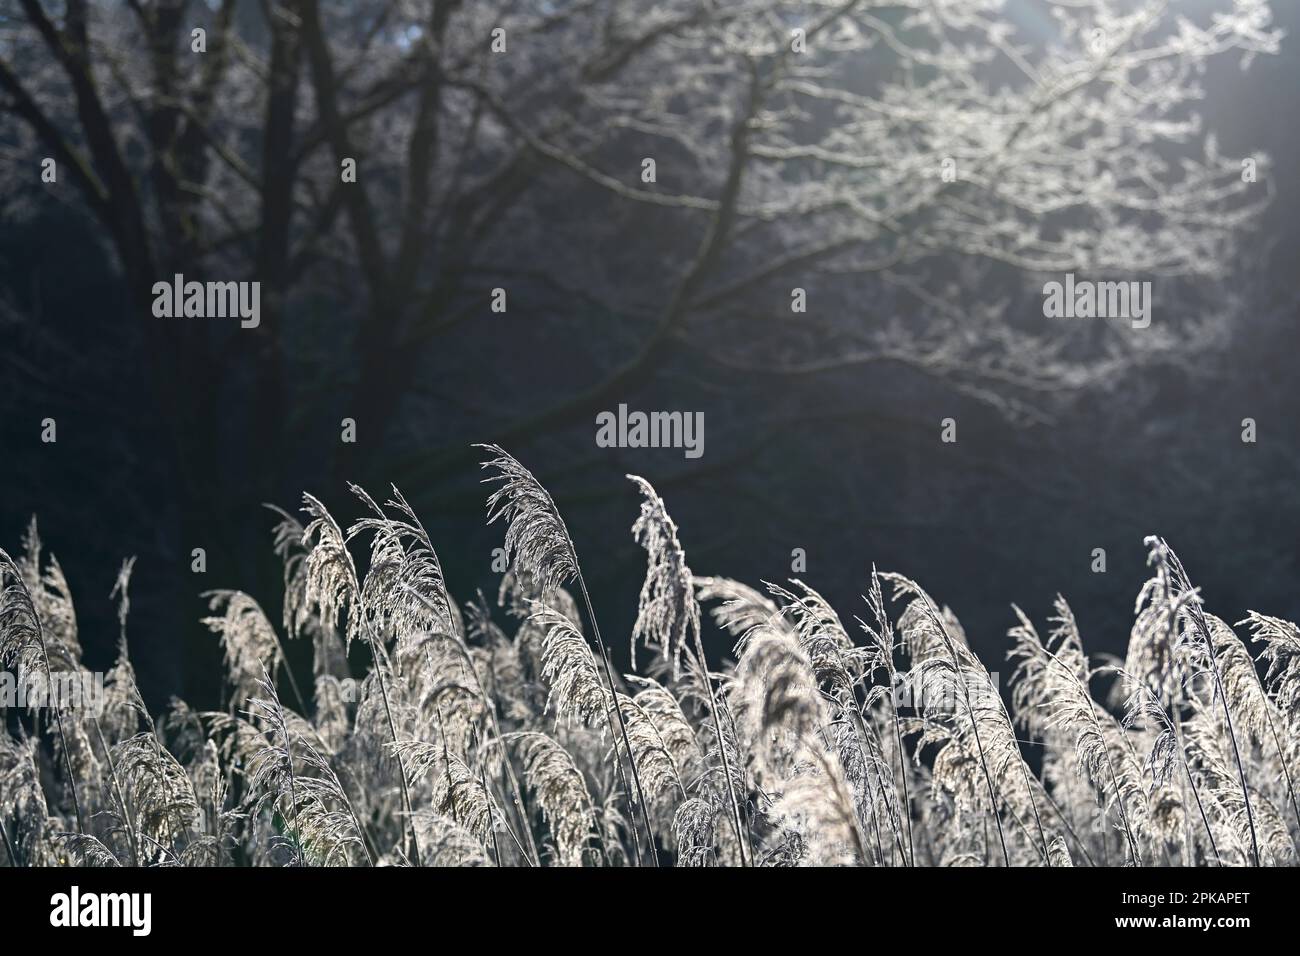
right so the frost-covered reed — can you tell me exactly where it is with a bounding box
[2,451,1298,867]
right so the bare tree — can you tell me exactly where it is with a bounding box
[0,0,1279,495]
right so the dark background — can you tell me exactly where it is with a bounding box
[1,0,1297,711]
